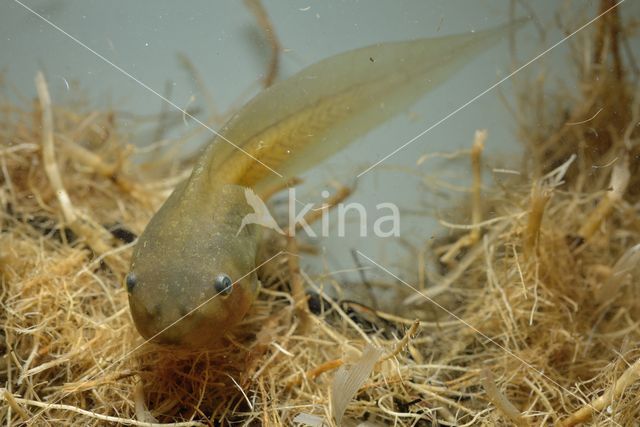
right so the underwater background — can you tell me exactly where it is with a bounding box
[2,0,638,286]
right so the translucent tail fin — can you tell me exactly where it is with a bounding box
[200,19,526,195]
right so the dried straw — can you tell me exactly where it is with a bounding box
[1,1,639,425]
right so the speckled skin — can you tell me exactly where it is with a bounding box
[128,176,258,347]
[126,21,521,348]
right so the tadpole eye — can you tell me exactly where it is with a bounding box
[214,273,233,296]
[125,272,137,292]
